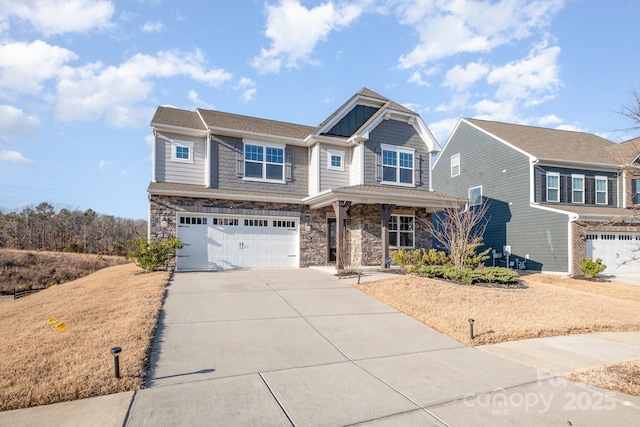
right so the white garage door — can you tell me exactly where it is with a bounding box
[586,233,640,274]
[176,214,299,271]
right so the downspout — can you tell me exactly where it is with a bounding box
[567,212,579,276]
[151,129,157,183]
[205,133,211,188]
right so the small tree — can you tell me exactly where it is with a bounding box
[580,257,606,278]
[117,233,184,272]
[428,203,490,269]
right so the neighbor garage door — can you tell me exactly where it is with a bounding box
[176,214,299,271]
[586,232,640,273]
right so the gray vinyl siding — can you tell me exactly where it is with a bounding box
[155,133,205,185]
[534,166,618,206]
[319,144,349,192]
[432,120,571,272]
[209,134,308,195]
[350,144,362,185]
[362,119,431,189]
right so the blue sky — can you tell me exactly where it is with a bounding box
[1,0,639,220]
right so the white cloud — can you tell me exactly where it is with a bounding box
[98,159,112,170]
[396,0,564,69]
[0,150,34,167]
[55,49,233,127]
[251,0,364,73]
[487,40,561,105]
[443,61,489,92]
[0,105,40,138]
[0,40,77,96]
[0,0,115,36]
[235,77,256,103]
[428,117,460,147]
[408,71,430,87]
[141,20,164,33]
[188,89,216,109]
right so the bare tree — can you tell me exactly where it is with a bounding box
[620,89,640,131]
[427,202,490,269]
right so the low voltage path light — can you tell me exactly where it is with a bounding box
[111,347,122,379]
[468,318,475,340]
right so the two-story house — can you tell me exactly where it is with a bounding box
[432,118,640,275]
[148,88,462,271]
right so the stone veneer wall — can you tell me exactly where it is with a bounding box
[149,195,434,268]
[149,195,332,267]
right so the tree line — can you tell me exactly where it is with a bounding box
[0,202,146,254]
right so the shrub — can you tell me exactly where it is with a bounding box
[117,234,184,272]
[580,257,606,278]
[390,248,450,270]
[418,265,519,286]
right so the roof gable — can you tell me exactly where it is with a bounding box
[465,118,619,165]
[323,104,379,137]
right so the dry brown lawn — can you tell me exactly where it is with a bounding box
[354,273,640,396]
[354,273,640,346]
[0,263,169,411]
[568,359,640,396]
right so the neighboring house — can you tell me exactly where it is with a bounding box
[148,88,462,271]
[432,118,640,275]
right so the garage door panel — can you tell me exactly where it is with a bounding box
[587,233,640,274]
[177,214,299,271]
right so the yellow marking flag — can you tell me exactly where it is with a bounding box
[48,318,57,324]
[56,323,67,331]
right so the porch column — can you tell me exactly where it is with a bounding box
[377,204,396,268]
[332,200,352,271]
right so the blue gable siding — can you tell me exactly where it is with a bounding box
[534,165,618,206]
[432,120,572,272]
[324,105,379,137]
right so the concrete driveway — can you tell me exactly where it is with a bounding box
[125,268,640,426]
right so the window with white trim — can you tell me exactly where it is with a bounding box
[244,142,284,181]
[572,174,584,203]
[547,172,559,202]
[595,176,607,205]
[451,153,460,177]
[381,144,414,185]
[327,149,344,171]
[171,140,194,163]
[389,215,414,248]
[469,186,482,206]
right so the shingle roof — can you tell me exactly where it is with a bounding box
[607,136,640,163]
[466,118,620,164]
[151,106,206,130]
[336,185,464,201]
[542,204,640,220]
[148,182,306,201]
[197,109,315,140]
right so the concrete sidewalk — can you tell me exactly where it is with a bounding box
[2,268,640,426]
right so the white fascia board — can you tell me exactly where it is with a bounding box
[306,134,352,147]
[413,116,441,153]
[536,158,622,172]
[530,203,579,221]
[303,188,464,210]
[316,96,385,135]
[149,188,304,205]
[151,124,208,138]
[207,126,308,146]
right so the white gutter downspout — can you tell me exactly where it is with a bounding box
[151,130,157,183]
[205,134,211,188]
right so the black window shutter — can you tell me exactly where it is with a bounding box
[236,143,244,177]
[585,177,595,204]
[541,173,546,202]
[285,148,292,182]
[414,154,422,186]
[560,175,571,203]
[608,179,614,205]
[375,148,382,182]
